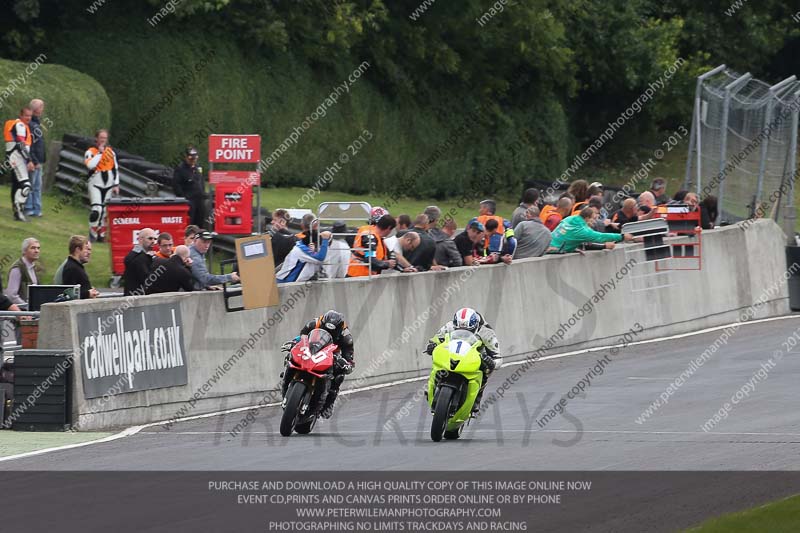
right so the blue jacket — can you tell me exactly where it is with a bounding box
[29,115,46,164]
[276,240,329,283]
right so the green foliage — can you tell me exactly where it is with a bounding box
[45,21,567,198]
[2,0,798,198]
[0,57,111,151]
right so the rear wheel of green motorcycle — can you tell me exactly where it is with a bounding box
[431,387,454,442]
[444,423,464,440]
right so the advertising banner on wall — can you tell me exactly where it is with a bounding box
[77,303,188,399]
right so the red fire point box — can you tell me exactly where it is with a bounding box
[214,183,253,234]
[107,198,190,276]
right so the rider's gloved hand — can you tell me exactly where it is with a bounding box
[480,354,497,372]
[281,336,301,352]
[335,356,354,375]
[424,340,438,355]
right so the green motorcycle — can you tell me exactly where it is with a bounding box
[427,329,484,442]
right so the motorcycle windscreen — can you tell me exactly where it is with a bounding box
[449,329,480,346]
[308,328,333,354]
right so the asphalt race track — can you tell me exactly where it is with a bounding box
[9,315,800,471]
[6,316,800,531]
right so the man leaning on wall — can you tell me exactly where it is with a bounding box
[5,237,43,306]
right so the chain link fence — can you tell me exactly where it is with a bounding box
[685,65,800,233]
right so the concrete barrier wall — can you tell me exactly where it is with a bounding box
[38,219,791,430]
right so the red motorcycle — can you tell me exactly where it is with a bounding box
[279,329,339,436]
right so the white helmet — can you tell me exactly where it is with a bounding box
[453,307,480,332]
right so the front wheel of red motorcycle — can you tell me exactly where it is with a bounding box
[280,381,307,437]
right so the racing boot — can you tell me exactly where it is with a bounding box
[320,375,344,419]
[471,370,490,415]
[13,203,27,222]
[280,363,292,397]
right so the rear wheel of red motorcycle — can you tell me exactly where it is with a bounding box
[280,382,306,437]
[295,416,317,434]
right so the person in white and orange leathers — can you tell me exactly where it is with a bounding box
[84,129,119,242]
[3,106,34,221]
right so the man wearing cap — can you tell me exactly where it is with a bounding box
[172,146,206,227]
[189,230,240,290]
[453,220,487,266]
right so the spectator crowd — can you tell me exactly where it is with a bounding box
[263,177,717,283]
[1,171,719,306]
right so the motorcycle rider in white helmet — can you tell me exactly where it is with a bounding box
[425,307,502,413]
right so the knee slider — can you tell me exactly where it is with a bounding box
[14,181,31,203]
[90,207,102,223]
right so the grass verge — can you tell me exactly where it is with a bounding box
[687,494,800,532]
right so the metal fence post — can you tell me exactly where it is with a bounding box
[717,73,752,225]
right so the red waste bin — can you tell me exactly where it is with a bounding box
[107,198,190,277]
[214,183,253,234]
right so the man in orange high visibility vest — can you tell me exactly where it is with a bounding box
[348,207,397,277]
[3,106,34,221]
[84,129,119,242]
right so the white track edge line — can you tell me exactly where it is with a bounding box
[0,426,142,463]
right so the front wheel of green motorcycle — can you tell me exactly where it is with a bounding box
[431,386,454,442]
